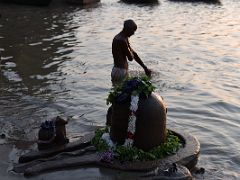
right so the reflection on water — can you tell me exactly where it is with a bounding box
[0,0,240,179]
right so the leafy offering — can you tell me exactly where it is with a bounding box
[91,128,181,162]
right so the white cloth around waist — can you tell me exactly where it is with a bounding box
[111,67,128,85]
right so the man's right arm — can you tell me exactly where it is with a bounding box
[132,51,152,77]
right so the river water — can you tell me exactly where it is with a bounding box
[0,0,239,179]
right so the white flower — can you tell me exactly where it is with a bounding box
[128,117,136,133]
[124,138,133,147]
[130,95,139,112]
[101,133,115,148]
[129,115,136,122]
[132,95,139,102]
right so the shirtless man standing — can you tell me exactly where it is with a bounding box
[111,19,151,85]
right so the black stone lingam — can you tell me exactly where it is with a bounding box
[109,92,167,151]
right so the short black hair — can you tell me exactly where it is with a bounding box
[123,19,137,30]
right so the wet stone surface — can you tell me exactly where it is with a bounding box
[13,129,200,177]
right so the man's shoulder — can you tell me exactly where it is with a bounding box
[113,33,126,42]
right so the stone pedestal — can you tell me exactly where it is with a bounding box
[15,129,200,176]
[110,92,167,151]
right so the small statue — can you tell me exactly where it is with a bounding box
[37,116,69,150]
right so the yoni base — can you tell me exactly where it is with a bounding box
[14,129,200,177]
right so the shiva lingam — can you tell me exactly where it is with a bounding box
[13,76,200,179]
[97,77,183,165]
[108,92,167,151]
[107,76,167,151]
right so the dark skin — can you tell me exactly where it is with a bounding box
[112,25,151,77]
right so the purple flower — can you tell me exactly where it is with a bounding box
[123,79,140,93]
[116,78,142,104]
[100,150,114,163]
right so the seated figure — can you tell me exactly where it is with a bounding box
[37,116,69,150]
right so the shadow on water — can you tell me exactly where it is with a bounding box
[119,0,159,6]
[0,0,102,7]
[168,0,221,5]
[0,0,51,6]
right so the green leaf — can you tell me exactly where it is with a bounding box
[91,128,181,162]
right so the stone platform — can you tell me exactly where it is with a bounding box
[12,128,200,177]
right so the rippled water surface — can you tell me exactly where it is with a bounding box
[0,0,240,179]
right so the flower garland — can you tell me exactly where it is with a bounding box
[99,76,156,162]
[123,94,139,147]
[99,95,139,162]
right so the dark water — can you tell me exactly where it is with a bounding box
[0,0,240,179]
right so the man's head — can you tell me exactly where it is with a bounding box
[123,19,137,37]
